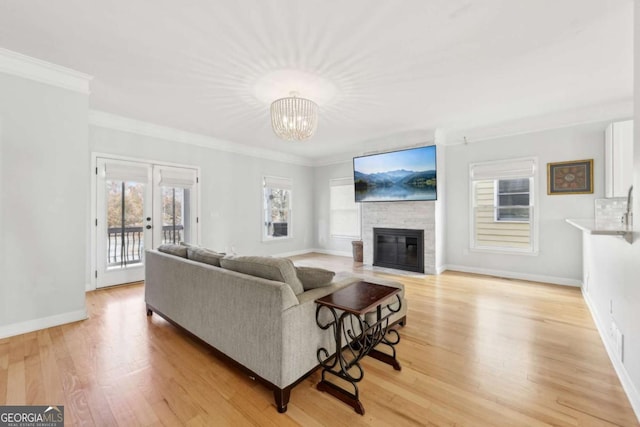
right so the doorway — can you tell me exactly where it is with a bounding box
[95,157,199,288]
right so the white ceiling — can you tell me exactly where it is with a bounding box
[0,0,634,161]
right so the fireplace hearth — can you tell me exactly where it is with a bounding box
[373,228,424,273]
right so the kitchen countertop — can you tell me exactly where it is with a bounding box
[566,218,633,239]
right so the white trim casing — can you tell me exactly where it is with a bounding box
[0,48,92,94]
[0,309,88,340]
[90,152,202,291]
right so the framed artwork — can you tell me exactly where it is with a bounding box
[547,159,593,195]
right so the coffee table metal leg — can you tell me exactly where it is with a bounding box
[315,295,403,415]
[317,376,365,415]
[316,307,367,414]
[368,322,402,370]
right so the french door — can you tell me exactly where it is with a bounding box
[95,158,198,288]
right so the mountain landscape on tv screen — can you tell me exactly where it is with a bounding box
[354,168,436,202]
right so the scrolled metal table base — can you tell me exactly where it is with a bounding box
[316,295,402,414]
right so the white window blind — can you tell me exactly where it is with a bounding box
[263,176,292,190]
[330,178,360,238]
[103,161,149,182]
[470,158,536,180]
[158,167,198,188]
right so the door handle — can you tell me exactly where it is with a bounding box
[146,225,152,230]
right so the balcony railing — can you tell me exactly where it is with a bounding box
[107,225,184,266]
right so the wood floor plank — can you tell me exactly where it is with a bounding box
[6,359,25,405]
[36,331,65,405]
[0,340,9,404]
[0,254,637,426]
[24,350,44,404]
[79,381,119,427]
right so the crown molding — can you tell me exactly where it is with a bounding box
[0,48,92,94]
[443,99,634,145]
[89,110,314,167]
[311,129,439,167]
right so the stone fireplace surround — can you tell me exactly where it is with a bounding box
[362,201,436,274]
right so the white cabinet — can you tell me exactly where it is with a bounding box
[605,120,634,198]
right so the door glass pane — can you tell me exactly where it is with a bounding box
[161,187,190,244]
[106,180,146,268]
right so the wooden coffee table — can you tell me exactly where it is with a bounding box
[315,281,402,415]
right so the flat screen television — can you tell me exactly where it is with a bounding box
[353,145,437,202]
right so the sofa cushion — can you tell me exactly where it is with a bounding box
[220,256,304,295]
[179,241,199,248]
[158,244,188,258]
[187,247,224,267]
[295,266,335,290]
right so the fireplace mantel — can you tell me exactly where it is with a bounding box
[362,201,437,274]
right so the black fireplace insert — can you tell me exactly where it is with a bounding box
[373,227,424,273]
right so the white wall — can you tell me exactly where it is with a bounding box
[0,73,89,337]
[89,125,315,257]
[445,122,607,285]
[578,2,640,418]
[313,160,357,256]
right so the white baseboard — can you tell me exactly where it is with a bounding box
[273,248,316,258]
[0,309,88,339]
[274,248,352,258]
[311,248,354,258]
[582,289,640,422]
[442,264,581,287]
[436,264,446,275]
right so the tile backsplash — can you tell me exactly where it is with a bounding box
[594,197,628,226]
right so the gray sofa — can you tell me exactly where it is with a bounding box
[144,249,407,412]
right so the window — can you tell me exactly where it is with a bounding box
[330,178,360,238]
[495,178,530,222]
[263,176,292,239]
[470,158,537,253]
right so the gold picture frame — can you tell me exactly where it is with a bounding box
[547,159,593,195]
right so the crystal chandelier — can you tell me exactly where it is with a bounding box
[270,92,318,141]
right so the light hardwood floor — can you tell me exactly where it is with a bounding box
[1,253,638,426]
